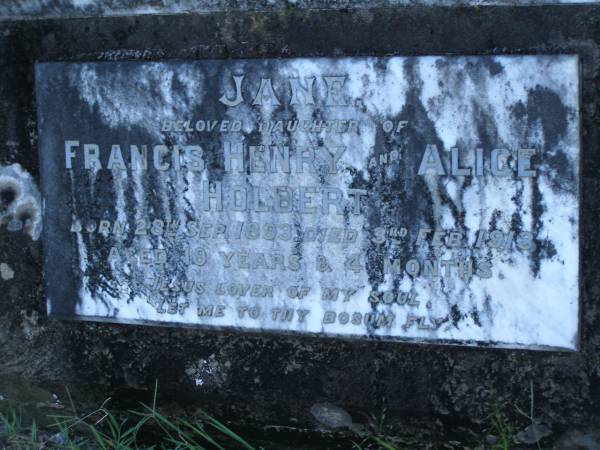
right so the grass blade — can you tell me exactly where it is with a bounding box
[200,411,255,450]
[372,436,398,450]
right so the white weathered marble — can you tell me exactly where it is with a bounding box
[36,55,580,350]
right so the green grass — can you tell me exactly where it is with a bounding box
[1,382,261,450]
[489,413,513,450]
[0,406,518,450]
[0,403,423,450]
[0,383,519,450]
[352,436,404,450]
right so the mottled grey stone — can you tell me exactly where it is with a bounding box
[553,431,600,450]
[310,402,353,428]
[35,55,580,350]
[1,5,600,448]
[0,262,14,280]
[515,423,552,444]
[0,0,599,21]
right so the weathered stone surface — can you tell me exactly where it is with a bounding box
[515,422,552,444]
[553,430,600,450]
[0,0,598,20]
[1,5,600,447]
[310,402,353,429]
[36,56,580,350]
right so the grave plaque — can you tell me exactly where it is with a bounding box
[35,55,580,350]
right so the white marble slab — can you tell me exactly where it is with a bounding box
[36,55,580,350]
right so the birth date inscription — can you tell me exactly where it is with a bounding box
[35,55,580,350]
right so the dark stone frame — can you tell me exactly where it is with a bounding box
[0,5,599,445]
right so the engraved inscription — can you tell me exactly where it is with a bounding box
[36,55,580,350]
